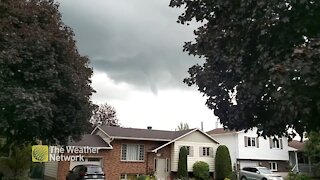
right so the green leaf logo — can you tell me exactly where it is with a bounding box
[32,145,48,162]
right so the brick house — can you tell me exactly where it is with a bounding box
[44,126,219,180]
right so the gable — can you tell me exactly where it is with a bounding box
[178,131,217,144]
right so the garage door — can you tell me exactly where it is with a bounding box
[69,157,103,170]
[239,160,258,169]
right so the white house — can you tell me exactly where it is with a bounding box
[150,129,220,175]
[207,128,290,174]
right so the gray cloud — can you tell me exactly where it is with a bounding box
[58,0,203,94]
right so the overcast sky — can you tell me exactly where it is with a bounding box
[58,0,219,131]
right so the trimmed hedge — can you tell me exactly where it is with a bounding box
[215,145,232,180]
[193,161,210,180]
[177,146,188,179]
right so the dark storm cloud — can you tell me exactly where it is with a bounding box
[58,0,202,93]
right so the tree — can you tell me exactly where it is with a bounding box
[193,161,210,180]
[0,0,94,149]
[177,146,188,179]
[170,0,320,138]
[90,103,120,126]
[215,145,232,180]
[0,145,31,177]
[305,131,320,177]
[176,122,189,131]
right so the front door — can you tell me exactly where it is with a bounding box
[155,158,166,180]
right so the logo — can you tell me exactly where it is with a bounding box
[32,145,49,162]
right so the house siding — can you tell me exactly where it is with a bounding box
[212,133,238,168]
[237,130,289,161]
[171,131,219,172]
[44,161,58,180]
[260,160,289,172]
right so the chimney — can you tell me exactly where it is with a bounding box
[147,126,152,130]
[215,119,220,129]
[201,121,204,131]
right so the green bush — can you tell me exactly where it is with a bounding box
[0,145,31,177]
[229,171,237,180]
[215,145,232,180]
[137,175,147,180]
[137,175,156,180]
[177,146,188,179]
[193,161,210,180]
[285,172,311,180]
[2,177,29,180]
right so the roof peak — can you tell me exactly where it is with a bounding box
[206,128,238,135]
[98,125,195,132]
[95,125,195,141]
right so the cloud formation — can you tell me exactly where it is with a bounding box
[59,0,202,94]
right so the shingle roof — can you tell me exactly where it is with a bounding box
[206,128,237,135]
[98,126,194,141]
[288,140,305,151]
[69,134,111,148]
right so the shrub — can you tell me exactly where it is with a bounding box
[2,177,29,180]
[0,145,31,177]
[215,145,232,180]
[137,175,147,180]
[229,171,237,180]
[177,146,188,179]
[285,172,311,180]
[29,163,44,178]
[193,161,210,180]
[137,175,156,180]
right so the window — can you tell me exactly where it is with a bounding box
[269,162,278,171]
[202,147,211,156]
[272,139,280,148]
[244,136,258,147]
[121,144,144,161]
[248,137,256,147]
[120,174,126,180]
[166,158,170,172]
[120,174,142,179]
[270,138,283,149]
[185,146,190,155]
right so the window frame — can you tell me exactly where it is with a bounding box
[269,162,278,171]
[121,144,145,162]
[247,137,257,147]
[202,147,211,157]
[272,139,280,149]
[269,137,283,149]
[185,146,190,156]
[120,174,142,179]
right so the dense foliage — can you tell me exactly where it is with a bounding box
[177,146,188,179]
[0,145,31,177]
[193,161,210,180]
[90,103,119,126]
[215,145,232,180]
[285,172,311,180]
[170,0,320,138]
[0,0,94,148]
[305,131,320,177]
